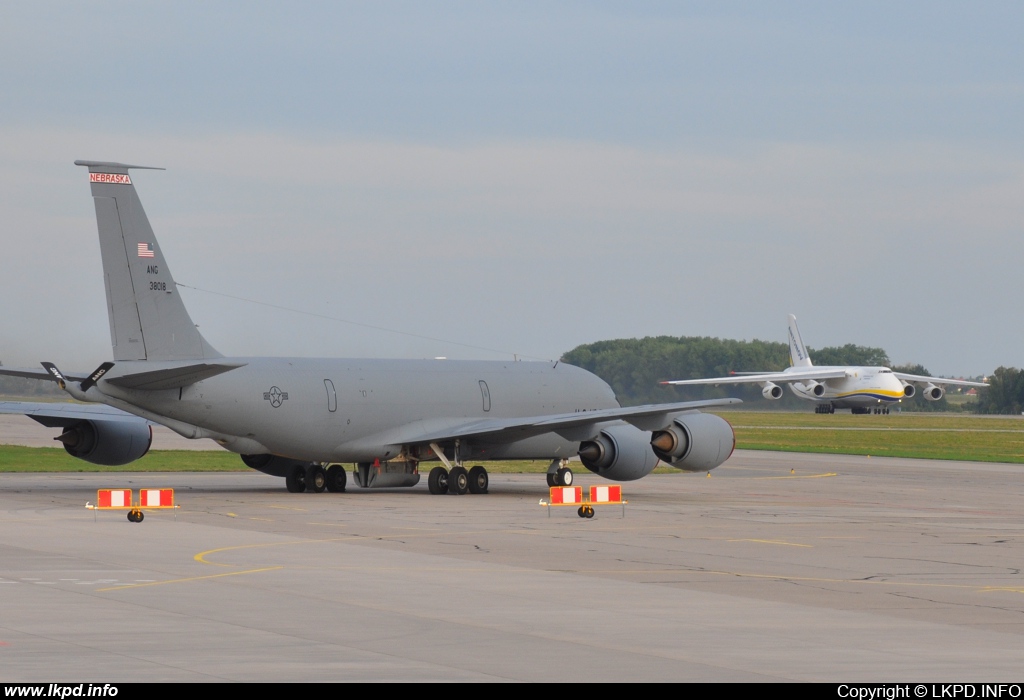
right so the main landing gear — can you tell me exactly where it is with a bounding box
[815,403,836,414]
[851,406,892,415]
[286,463,346,493]
[426,464,490,495]
[426,441,489,495]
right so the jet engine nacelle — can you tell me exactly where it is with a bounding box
[921,383,944,401]
[578,424,660,481]
[901,382,916,398]
[649,412,736,473]
[761,382,784,400]
[56,420,152,466]
[803,380,826,397]
[241,453,315,477]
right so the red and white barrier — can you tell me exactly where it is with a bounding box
[589,485,622,505]
[139,488,175,508]
[88,488,179,521]
[96,489,132,509]
[549,486,582,504]
[542,484,627,518]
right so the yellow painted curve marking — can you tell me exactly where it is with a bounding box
[96,567,283,591]
[728,539,812,548]
[195,540,323,566]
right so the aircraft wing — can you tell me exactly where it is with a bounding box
[662,368,849,386]
[341,398,741,450]
[891,372,989,388]
[0,401,151,428]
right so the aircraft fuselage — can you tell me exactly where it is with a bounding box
[99,357,620,462]
[787,365,907,407]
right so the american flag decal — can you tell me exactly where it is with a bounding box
[138,243,155,258]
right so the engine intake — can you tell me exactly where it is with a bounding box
[902,382,916,398]
[56,420,152,466]
[922,384,944,401]
[761,382,783,400]
[804,380,826,397]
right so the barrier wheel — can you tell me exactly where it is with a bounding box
[136,510,144,522]
[585,506,595,519]
[127,511,135,522]
[427,466,449,495]
[468,466,488,494]
[577,506,586,518]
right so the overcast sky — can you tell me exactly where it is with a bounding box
[1,2,1021,376]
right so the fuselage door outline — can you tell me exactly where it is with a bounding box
[479,380,491,412]
[324,379,337,413]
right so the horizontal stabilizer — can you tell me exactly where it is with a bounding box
[73,160,165,171]
[105,362,247,390]
[0,366,87,383]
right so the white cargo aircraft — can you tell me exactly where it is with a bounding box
[663,315,987,414]
[0,161,740,502]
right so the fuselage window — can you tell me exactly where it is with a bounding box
[479,380,491,412]
[324,379,337,412]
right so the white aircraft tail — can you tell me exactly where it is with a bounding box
[75,161,221,362]
[787,314,812,367]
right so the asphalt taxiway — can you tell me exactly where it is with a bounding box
[1,447,1023,682]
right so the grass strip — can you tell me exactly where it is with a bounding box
[1,411,1022,471]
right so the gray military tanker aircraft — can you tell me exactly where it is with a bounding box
[0,161,738,496]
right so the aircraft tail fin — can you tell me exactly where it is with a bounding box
[787,314,812,367]
[75,161,221,361]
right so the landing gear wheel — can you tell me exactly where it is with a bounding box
[546,472,557,487]
[556,467,573,487]
[325,464,347,492]
[306,465,327,493]
[467,466,488,494]
[285,465,307,493]
[427,466,449,495]
[449,466,469,495]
